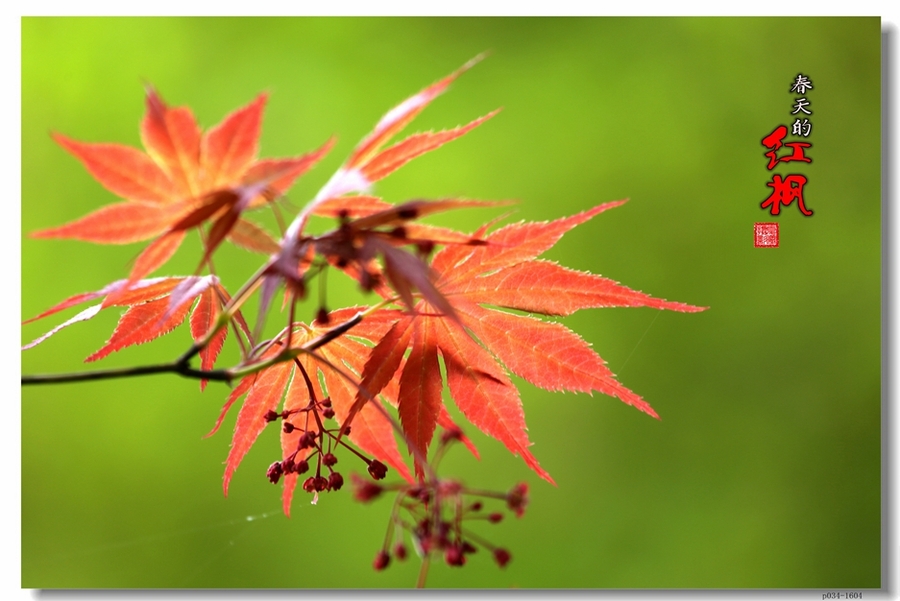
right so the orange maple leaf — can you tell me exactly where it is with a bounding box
[354,200,707,483]
[33,87,333,294]
[272,56,496,296]
[22,275,240,389]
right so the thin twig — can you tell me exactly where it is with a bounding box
[22,310,367,388]
[21,362,231,386]
[416,556,431,589]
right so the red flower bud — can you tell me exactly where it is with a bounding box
[493,548,511,568]
[393,543,408,561]
[351,473,383,502]
[298,431,316,449]
[266,462,283,484]
[444,545,466,567]
[506,482,529,518]
[373,550,390,571]
[367,460,388,480]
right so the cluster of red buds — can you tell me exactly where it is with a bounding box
[262,396,389,496]
[351,429,528,573]
[355,476,527,572]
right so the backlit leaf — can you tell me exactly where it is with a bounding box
[361,201,705,482]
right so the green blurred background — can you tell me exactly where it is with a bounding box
[21,17,881,588]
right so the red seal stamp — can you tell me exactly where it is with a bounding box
[754,222,779,248]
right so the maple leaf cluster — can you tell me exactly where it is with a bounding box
[24,57,704,574]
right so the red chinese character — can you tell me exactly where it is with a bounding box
[761,174,813,216]
[780,142,812,165]
[761,125,812,170]
[761,125,786,169]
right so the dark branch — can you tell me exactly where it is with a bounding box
[22,312,364,387]
[21,361,231,386]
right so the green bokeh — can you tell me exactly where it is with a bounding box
[21,17,881,588]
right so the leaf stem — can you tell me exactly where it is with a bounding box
[416,556,431,589]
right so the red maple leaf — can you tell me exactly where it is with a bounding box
[352,200,706,483]
[22,275,241,389]
[32,86,333,296]
[310,54,495,206]
[271,55,496,302]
